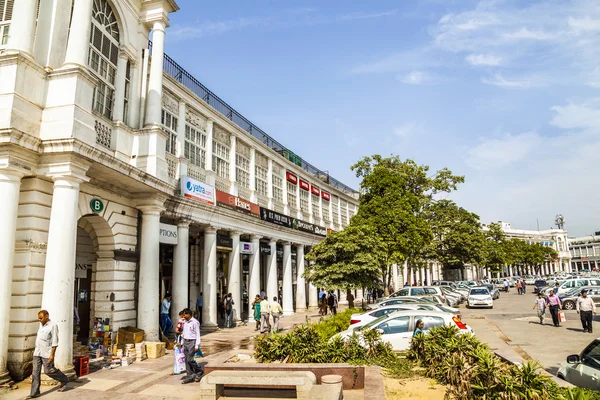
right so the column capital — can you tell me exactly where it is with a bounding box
[204,226,218,235]
[133,195,167,214]
[282,241,291,247]
[268,238,277,245]
[177,220,191,228]
[250,234,262,241]
[0,168,25,183]
[41,159,91,184]
[229,230,242,238]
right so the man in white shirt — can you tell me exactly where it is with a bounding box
[181,308,203,384]
[28,310,69,399]
[160,293,172,339]
[270,297,284,333]
[260,296,271,333]
[576,289,597,333]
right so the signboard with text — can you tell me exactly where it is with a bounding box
[181,176,215,205]
[310,185,320,196]
[299,179,310,191]
[215,190,260,217]
[286,171,298,185]
[293,219,327,237]
[260,207,293,228]
[321,191,331,201]
[159,223,178,245]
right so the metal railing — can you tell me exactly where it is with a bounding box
[149,41,358,196]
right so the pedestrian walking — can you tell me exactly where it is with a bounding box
[196,292,203,323]
[260,288,266,300]
[366,289,372,304]
[577,289,597,333]
[404,282,410,287]
[270,296,284,333]
[180,308,203,384]
[504,279,510,292]
[327,291,338,315]
[259,296,271,333]
[251,295,261,331]
[546,289,562,327]
[160,293,173,337]
[533,293,546,324]
[319,289,328,315]
[224,293,234,328]
[516,281,522,295]
[28,310,69,399]
[216,293,225,320]
[347,292,355,308]
[522,280,527,294]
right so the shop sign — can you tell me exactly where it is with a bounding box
[159,223,178,245]
[310,185,320,196]
[90,198,104,213]
[292,219,327,237]
[75,263,92,279]
[321,191,331,201]
[240,242,253,254]
[260,207,293,228]
[259,242,271,255]
[299,179,310,191]
[217,235,233,251]
[181,176,215,205]
[286,171,298,185]
[215,190,260,217]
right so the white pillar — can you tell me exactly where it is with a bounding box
[136,204,162,341]
[295,245,306,312]
[42,174,87,374]
[112,54,130,122]
[205,121,214,171]
[266,239,278,300]
[63,0,93,67]
[282,242,294,315]
[267,160,274,209]
[172,222,189,328]
[229,136,237,190]
[228,231,241,323]
[307,188,313,223]
[308,281,319,309]
[6,0,39,56]
[202,227,218,329]
[247,235,261,320]
[249,149,256,202]
[392,264,400,291]
[0,170,23,384]
[145,21,166,126]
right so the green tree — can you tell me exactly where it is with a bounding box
[483,223,507,274]
[351,155,464,293]
[304,224,384,290]
[427,200,486,274]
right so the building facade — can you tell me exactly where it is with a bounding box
[568,233,600,272]
[0,0,360,382]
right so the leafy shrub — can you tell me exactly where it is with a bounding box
[254,310,413,379]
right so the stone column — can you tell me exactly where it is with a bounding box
[228,231,241,323]
[145,21,166,126]
[295,245,306,312]
[282,242,294,315]
[6,0,39,57]
[63,0,93,67]
[42,170,89,376]
[171,221,189,329]
[266,239,278,300]
[392,264,399,291]
[112,53,130,122]
[308,281,319,309]
[249,149,256,202]
[307,188,313,224]
[202,227,218,329]
[247,235,261,320]
[0,169,23,385]
[136,202,163,341]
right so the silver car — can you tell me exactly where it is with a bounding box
[558,338,600,390]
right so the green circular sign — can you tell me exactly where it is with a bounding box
[90,198,104,213]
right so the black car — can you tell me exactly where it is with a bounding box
[533,280,548,294]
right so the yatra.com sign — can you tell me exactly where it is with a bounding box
[181,176,215,205]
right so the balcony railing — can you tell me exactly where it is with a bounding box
[149,41,358,196]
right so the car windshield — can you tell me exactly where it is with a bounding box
[535,280,547,286]
[470,288,489,295]
[358,315,389,331]
[416,297,437,304]
[436,305,455,313]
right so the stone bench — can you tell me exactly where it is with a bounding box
[197,370,340,400]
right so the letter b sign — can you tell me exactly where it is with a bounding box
[90,198,104,213]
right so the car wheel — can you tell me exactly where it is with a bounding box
[489,306,493,309]
[557,374,565,381]
[563,301,575,311]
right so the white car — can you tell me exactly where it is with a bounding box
[467,287,493,309]
[366,296,438,311]
[335,310,473,352]
[350,304,460,330]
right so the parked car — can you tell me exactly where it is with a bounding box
[523,275,537,285]
[533,279,548,294]
[543,279,600,296]
[432,280,458,287]
[366,297,438,311]
[335,310,473,352]
[467,287,494,309]
[560,287,600,310]
[389,286,445,299]
[349,303,459,330]
[439,286,466,302]
[558,338,600,390]
[481,283,500,300]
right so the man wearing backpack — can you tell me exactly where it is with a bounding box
[224,293,234,328]
[327,291,338,315]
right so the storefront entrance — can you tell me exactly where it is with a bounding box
[74,226,95,344]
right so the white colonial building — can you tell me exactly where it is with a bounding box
[0,0,360,383]
[568,233,600,272]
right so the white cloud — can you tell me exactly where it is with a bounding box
[394,122,423,139]
[169,17,268,39]
[399,71,427,84]
[481,73,540,88]
[465,53,502,66]
[502,28,558,41]
[568,17,600,33]
[338,10,396,22]
[550,100,600,131]
[465,132,541,169]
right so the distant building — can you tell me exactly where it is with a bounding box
[568,232,600,271]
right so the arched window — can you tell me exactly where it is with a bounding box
[88,0,119,119]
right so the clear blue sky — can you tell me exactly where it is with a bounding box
[164,0,600,236]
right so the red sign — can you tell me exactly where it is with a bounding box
[286,171,298,185]
[321,191,330,201]
[215,190,260,216]
[299,179,310,191]
[310,185,320,196]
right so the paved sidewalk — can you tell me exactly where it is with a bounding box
[1,307,331,400]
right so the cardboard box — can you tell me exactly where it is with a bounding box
[144,342,165,359]
[116,327,144,344]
